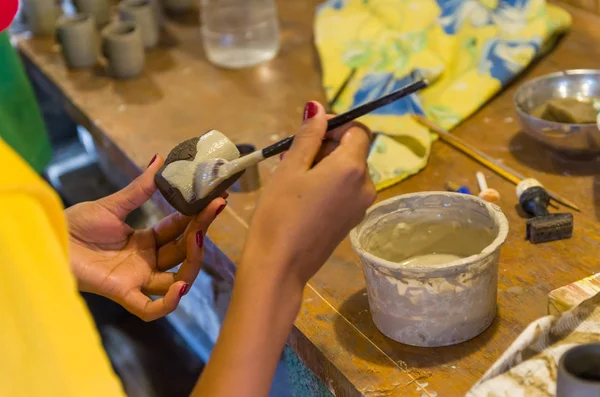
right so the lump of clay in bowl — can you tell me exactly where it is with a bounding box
[538,98,597,124]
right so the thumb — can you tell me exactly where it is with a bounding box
[283,101,327,169]
[100,154,164,219]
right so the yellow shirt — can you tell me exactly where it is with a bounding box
[0,139,125,396]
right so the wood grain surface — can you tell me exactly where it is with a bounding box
[560,0,600,13]
[15,1,600,395]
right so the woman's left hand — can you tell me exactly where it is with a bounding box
[65,155,226,321]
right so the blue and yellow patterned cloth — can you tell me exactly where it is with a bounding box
[315,0,571,190]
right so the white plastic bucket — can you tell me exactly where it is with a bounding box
[350,192,509,347]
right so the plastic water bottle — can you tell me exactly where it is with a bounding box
[200,0,280,69]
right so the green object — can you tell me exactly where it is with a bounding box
[0,32,52,173]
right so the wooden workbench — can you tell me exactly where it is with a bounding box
[15,1,600,395]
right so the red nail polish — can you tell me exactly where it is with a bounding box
[216,203,226,216]
[196,231,203,248]
[147,154,157,168]
[179,283,189,297]
[303,101,318,120]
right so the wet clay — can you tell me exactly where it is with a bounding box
[194,150,262,199]
[361,215,496,267]
[399,253,462,267]
[350,193,509,347]
[532,97,597,124]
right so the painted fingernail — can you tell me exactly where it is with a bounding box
[179,283,189,297]
[147,154,157,168]
[303,101,318,120]
[196,231,203,248]
[216,203,226,216]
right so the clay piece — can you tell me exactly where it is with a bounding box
[56,14,98,69]
[21,0,59,36]
[540,98,597,124]
[159,130,240,201]
[73,0,111,27]
[350,192,509,347]
[119,0,160,49]
[101,21,145,79]
[155,130,242,215]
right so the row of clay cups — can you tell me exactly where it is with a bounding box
[23,0,147,36]
[74,0,170,29]
[56,14,144,78]
[57,0,162,77]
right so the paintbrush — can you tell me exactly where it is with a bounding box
[413,114,581,212]
[194,78,430,200]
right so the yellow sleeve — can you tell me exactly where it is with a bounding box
[0,139,125,396]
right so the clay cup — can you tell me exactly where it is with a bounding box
[119,0,160,49]
[101,21,145,79]
[56,14,98,69]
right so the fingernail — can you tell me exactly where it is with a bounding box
[196,231,203,248]
[179,283,189,297]
[147,154,157,168]
[303,101,318,120]
[279,152,286,161]
[216,203,226,216]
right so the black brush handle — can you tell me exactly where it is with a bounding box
[261,79,428,159]
[262,136,294,159]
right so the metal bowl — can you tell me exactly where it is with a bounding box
[514,69,600,154]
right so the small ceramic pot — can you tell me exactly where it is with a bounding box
[119,0,159,49]
[149,0,164,27]
[56,14,98,68]
[21,0,59,36]
[101,21,145,79]
[557,343,600,397]
[73,0,111,27]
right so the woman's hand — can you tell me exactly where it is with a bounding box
[194,101,375,397]
[241,101,376,290]
[65,155,226,321]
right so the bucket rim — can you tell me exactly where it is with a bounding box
[349,192,509,275]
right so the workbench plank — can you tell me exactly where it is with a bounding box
[15,1,600,395]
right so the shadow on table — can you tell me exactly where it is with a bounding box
[146,46,177,73]
[112,74,164,105]
[60,64,108,93]
[334,288,500,369]
[509,131,600,221]
[164,7,201,27]
[63,62,166,106]
[157,27,180,49]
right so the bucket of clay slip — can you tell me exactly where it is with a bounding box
[350,192,509,347]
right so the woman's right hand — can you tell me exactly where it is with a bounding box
[193,101,375,397]
[240,101,376,291]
